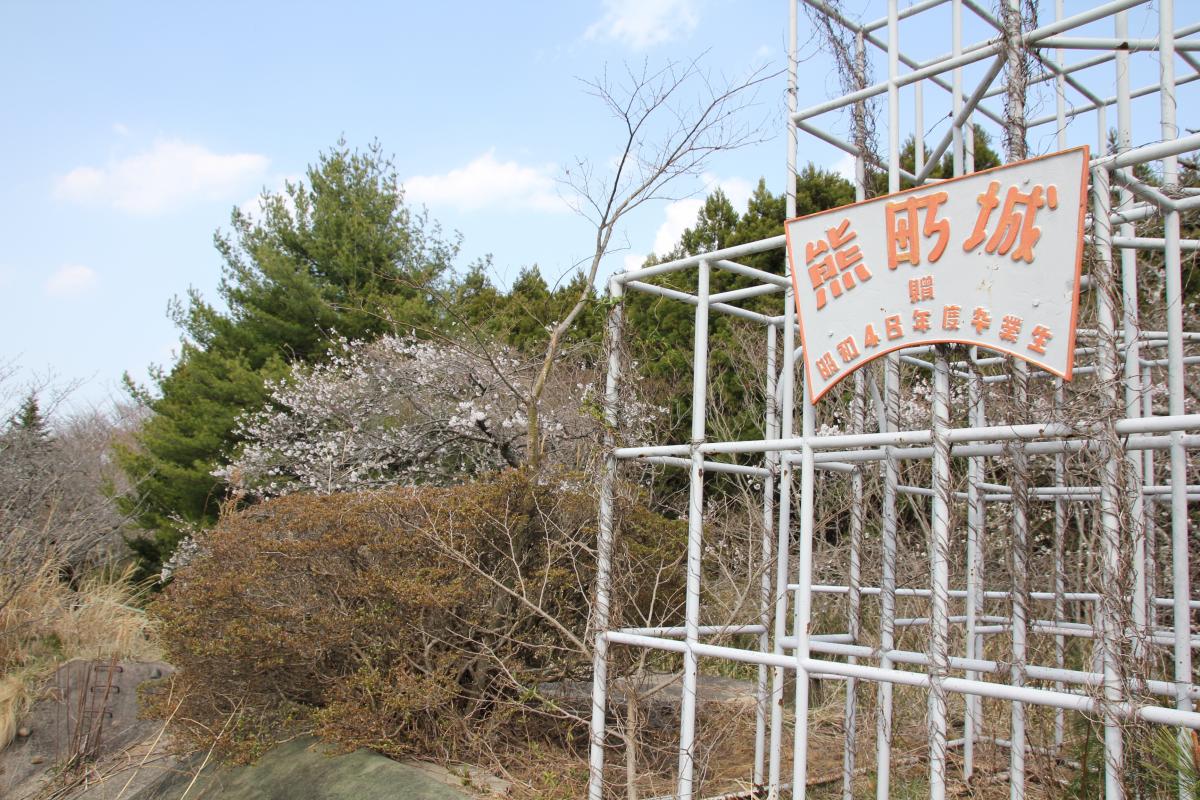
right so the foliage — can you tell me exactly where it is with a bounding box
[446,265,605,356]
[152,470,686,763]
[1064,719,1200,799]
[117,141,459,570]
[891,127,1002,189]
[623,131,1001,459]
[212,333,663,501]
[10,393,48,441]
[627,165,856,453]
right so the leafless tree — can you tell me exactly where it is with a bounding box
[0,368,144,603]
[524,57,776,468]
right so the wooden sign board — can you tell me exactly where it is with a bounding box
[784,146,1090,402]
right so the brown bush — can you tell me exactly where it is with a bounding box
[152,469,686,763]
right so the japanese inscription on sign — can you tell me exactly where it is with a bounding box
[784,146,1089,402]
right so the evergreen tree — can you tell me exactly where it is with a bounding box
[10,392,48,440]
[658,189,740,261]
[118,141,457,569]
[887,127,1002,191]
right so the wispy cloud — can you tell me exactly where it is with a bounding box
[585,0,699,49]
[404,150,562,213]
[45,264,98,297]
[56,139,269,215]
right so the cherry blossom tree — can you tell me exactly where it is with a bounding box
[216,333,664,499]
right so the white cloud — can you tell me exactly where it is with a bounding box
[830,152,857,181]
[652,198,707,256]
[45,264,98,297]
[56,139,269,215]
[624,253,648,272]
[648,174,754,256]
[585,0,699,49]
[404,150,561,213]
[112,122,130,136]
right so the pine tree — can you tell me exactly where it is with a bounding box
[118,141,457,570]
[10,392,48,440]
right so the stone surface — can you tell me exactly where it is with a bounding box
[1,660,495,800]
[119,737,478,800]
[0,659,174,800]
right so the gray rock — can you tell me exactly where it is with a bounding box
[120,737,479,800]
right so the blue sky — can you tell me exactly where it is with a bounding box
[1,0,1190,414]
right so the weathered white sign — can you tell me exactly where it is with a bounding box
[784,146,1090,402]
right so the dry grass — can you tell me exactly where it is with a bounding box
[0,559,157,750]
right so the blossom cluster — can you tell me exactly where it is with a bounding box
[215,334,663,498]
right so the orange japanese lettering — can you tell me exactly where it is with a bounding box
[1028,324,1053,355]
[885,314,904,340]
[962,180,1060,264]
[836,336,860,363]
[815,352,840,380]
[886,191,950,269]
[908,275,935,303]
[806,218,874,310]
[971,307,992,334]
[999,314,1023,343]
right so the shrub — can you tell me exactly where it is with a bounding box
[152,469,686,762]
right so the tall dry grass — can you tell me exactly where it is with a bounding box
[0,559,157,750]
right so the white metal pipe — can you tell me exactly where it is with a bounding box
[1102,131,1200,170]
[808,583,1200,612]
[842,43,869,796]
[791,353,816,800]
[675,259,711,800]
[928,348,951,800]
[601,633,1200,729]
[793,0,1148,123]
[708,283,783,304]
[810,432,1200,464]
[767,287,795,796]
[614,236,785,285]
[1160,4,1197,793]
[792,117,921,183]
[623,280,779,326]
[965,358,985,782]
[1036,35,1200,51]
[862,0,949,32]
[641,455,769,477]
[615,414,1200,459]
[753,321,778,792]
[842,370,864,800]
[617,624,766,638]
[713,259,791,288]
[799,656,1200,728]
[803,639,1200,701]
[877,8,900,793]
[1093,163,1128,800]
[1116,7,1150,658]
[1027,71,1200,130]
[588,279,625,800]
